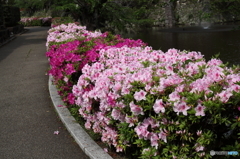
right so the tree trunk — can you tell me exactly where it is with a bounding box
[164,0,177,27]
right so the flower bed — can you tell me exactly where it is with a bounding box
[20,17,52,26]
[46,23,240,158]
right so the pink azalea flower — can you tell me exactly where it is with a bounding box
[200,152,205,157]
[134,125,150,139]
[103,148,108,153]
[217,90,232,103]
[169,91,180,102]
[54,130,59,135]
[129,102,144,116]
[125,116,138,127]
[113,82,122,92]
[134,90,147,101]
[231,84,240,92]
[150,133,159,149]
[158,129,168,143]
[85,121,91,129]
[196,130,202,136]
[153,99,165,114]
[173,101,190,116]
[195,145,204,152]
[195,104,206,116]
[111,109,124,121]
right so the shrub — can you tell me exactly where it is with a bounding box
[46,23,240,158]
[46,23,146,105]
[20,17,52,26]
[73,46,240,158]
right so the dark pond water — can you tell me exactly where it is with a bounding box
[124,24,240,66]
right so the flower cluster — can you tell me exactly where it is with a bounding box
[46,23,102,48]
[46,23,146,105]
[73,46,240,157]
[20,17,52,26]
[46,22,240,158]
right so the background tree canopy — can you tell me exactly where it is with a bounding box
[8,0,240,32]
[12,0,160,32]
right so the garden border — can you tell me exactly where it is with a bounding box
[48,76,113,159]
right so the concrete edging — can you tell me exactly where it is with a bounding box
[48,76,113,159]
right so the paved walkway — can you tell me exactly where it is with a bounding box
[0,27,89,159]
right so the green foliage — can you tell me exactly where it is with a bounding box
[209,0,240,21]
[51,17,75,26]
[15,0,161,32]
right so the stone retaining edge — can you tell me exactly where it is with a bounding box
[48,75,113,159]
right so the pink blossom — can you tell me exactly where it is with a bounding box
[111,109,124,121]
[199,152,205,157]
[103,148,108,153]
[207,58,223,66]
[231,84,240,92]
[173,101,190,116]
[195,104,205,116]
[85,121,91,129]
[125,116,138,127]
[63,76,69,82]
[107,95,117,106]
[217,90,232,103]
[113,82,122,92]
[116,146,123,152]
[129,102,144,116]
[153,99,165,114]
[134,125,150,139]
[196,130,202,136]
[134,90,147,101]
[195,144,204,152]
[150,133,159,149]
[158,129,168,143]
[54,130,60,135]
[169,91,180,102]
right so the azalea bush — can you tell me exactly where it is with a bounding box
[72,46,240,158]
[46,23,146,105]
[46,23,240,158]
[20,17,52,26]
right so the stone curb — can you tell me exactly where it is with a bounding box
[48,76,113,159]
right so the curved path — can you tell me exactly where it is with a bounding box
[0,27,89,159]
